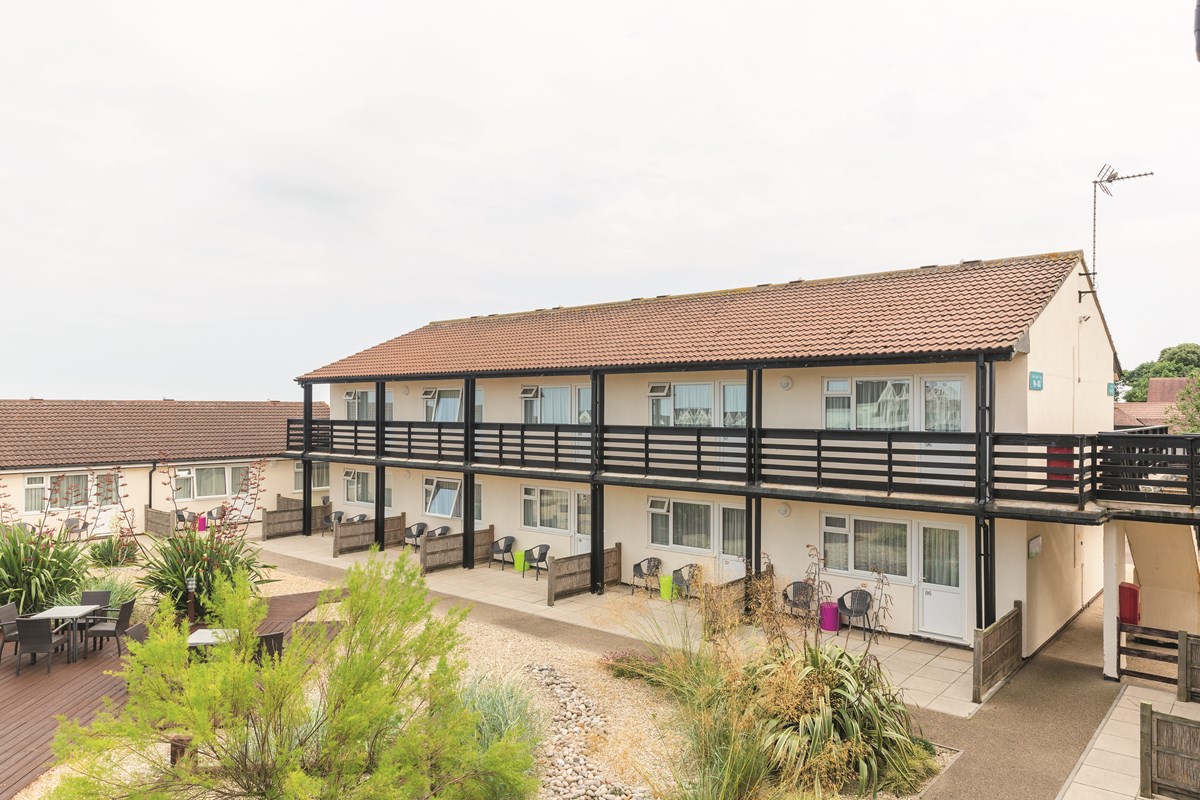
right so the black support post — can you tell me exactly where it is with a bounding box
[986,359,996,503]
[590,483,605,592]
[975,514,996,628]
[463,378,476,568]
[302,383,314,537]
[374,380,386,548]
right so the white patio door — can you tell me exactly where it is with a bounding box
[718,506,747,582]
[573,492,591,555]
[918,524,963,640]
[920,378,970,488]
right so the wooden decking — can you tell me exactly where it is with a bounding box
[0,591,329,799]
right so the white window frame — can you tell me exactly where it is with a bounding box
[820,510,914,583]
[822,376,914,432]
[645,496,715,554]
[648,380,743,428]
[173,468,195,501]
[520,484,573,534]
[422,475,482,521]
[293,461,331,492]
[917,374,969,434]
[25,474,95,512]
[23,475,47,512]
[717,503,748,558]
[346,388,394,421]
[94,471,121,507]
[521,385,572,425]
[423,388,463,422]
[344,469,374,505]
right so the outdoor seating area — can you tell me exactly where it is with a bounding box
[0,591,139,676]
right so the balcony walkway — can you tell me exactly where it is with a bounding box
[257,534,982,718]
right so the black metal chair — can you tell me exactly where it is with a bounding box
[404,522,428,548]
[837,589,873,639]
[206,506,227,524]
[522,544,550,580]
[255,631,284,664]
[125,623,149,645]
[63,517,89,538]
[0,602,19,663]
[346,514,368,524]
[490,536,515,569]
[79,589,113,644]
[320,495,330,506]
[14,618,69,675]
[631,558,662,595]
[176,510,197,530]
[672,564,699,603]
[323,511,345,527]
[85,599,136,655]
[427,525,451,538]
[782,581,815,618]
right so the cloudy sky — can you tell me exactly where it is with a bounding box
[3,2,1196,403]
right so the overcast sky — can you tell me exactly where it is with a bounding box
[3,2,1196,403]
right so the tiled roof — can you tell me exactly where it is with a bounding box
[1112,402,1174,429]
[1147,378,1190,404]
[0,400,329,471]
[301,251,1083,381]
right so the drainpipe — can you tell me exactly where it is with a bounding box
[147,461,157,509]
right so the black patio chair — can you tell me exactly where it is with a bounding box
[176,510,197,529]
[522,544,550,581]
[63,517,89,538]
[79,589,113,641]
[782,581,815,618]
[404,522,428,547]
[346,514,368,524]
[672,564,699,603]
[631,558,662,594]
[125,623,149,645]
[490,536,515,569]
[322,511,345,527]
[255,631,285,665]
[837,589,873,640]
[0,602,19,663]
[206,506,227,524]
[14,618,69,675]
[320,495,330,505]
[85,599,136,655]
[427,525,451,538]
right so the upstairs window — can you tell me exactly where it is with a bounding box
[345,389,394,421]
[649,383,714,427]
[423,388,462,422]
[522,386,571,424]
[823,378,911,431]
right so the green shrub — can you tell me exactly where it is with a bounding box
[52,555,539,799]
[0,524,88,613]
[88,535,139,568]
[599,649,660,680]
[50,572,141,610]
[139,527,272,618]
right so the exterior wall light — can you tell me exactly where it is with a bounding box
[779,376,793,391]
[776,503,791,517]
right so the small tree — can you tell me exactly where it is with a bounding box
[1168,376,1200,433]
[51,556,538,799]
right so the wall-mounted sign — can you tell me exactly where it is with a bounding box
[1028,535,1043,559]
[1029,371,1044,391]
[1107,382,1116,397]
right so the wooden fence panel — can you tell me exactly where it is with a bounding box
[972,600,1023,704]
[418,526,495,572]
[332,513,407,556]
[262,495,331,540]
[1179,633,1200,703]
[143,506,175,537]
[546,543,621,606]
[1141,702,1200,799]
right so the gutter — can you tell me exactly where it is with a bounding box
[148,460,157,510]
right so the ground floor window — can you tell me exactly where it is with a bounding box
[345,470,374,504]
[294,461,330,492]
[647,497,716,551]
[423,476,482,521]
[522,485,570,532]
[822,512,910,579]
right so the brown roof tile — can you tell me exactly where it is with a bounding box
[1112,402,1174,428]
[0,400,329,470]
[300,251,1082,381]
[1147,378,1190,403]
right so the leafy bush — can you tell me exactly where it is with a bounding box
[0,524,88,613]
[88,535,140,568]
[50,572,141,610]
[52,555,539,799]
[139,527,272,618]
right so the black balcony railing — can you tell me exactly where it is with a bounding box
[287,419,1200,511]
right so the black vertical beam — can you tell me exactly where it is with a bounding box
[985,516,996,625]
[374,380,386,548]
[975,514,985,629]
[462,377,476,568]
[986,359,996,503]
[752,496,762,575]
[302,383,314,537]
[590,482,605,592]
[745,368,755,484]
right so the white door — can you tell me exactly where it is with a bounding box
[718,506,748,582]
[573,492,592,555]
[918,525,963,640]
[919,378,970,488]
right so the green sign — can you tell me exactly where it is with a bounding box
[1107,382,1116,397]
[1029,371,1044,391]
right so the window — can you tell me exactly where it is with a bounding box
[344,469,374,504]
[95,472,120,506]
[51,474,90,508]
[474,388,484,423]
[576,386,592,425]
[575,492,591,536]
[174,469,194,501]
[195,467,228,498]
[721,384,747,427]
[822,513,910,579]
[923,379,963,433]
[823,378,911,431]
[522,386,570,424]
[423,388,461,422]
[24,476,46,512]
[230,466,249,495]
[346,389,394,421]
[294,461,331,491]
[650,383,714,427]
[646,497,713,551]
[423,476,481,520]
[720,506,747,557]
[522,485,570,531]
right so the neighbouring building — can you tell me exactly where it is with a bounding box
[0,399,329,533]
[1113,376,1191,429]
[288,251,1200,675]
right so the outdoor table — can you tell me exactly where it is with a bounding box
[186,628,236,648]
[30,605,100,663]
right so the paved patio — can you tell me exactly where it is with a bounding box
[1058,683,1200,800]
[257,535,982,717]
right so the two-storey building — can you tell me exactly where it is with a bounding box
[289,251,1200,672]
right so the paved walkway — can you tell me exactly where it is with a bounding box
[1057,683,1200,800]
[259,535,981,716]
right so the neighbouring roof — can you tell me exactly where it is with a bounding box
[300,251,1084,381]
[0,400,329,471]
[1113,402,1174,429]
[1147,377,1190,404]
